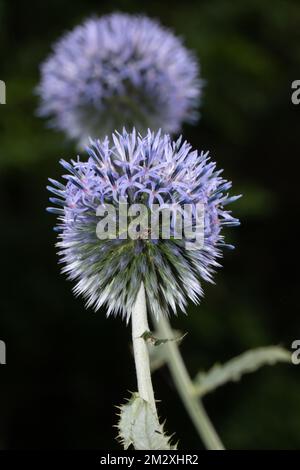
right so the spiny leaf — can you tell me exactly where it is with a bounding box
[117,393,177,450]
[193,346,290,397]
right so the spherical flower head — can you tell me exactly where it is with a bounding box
[47,129,240,320]
[37,13,201,146]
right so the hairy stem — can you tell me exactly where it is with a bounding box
[153,314,225,450]
[132,283,157,414]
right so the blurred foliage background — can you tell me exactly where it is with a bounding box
[0,0,299,450]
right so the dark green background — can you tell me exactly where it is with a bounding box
[0,0,299,449]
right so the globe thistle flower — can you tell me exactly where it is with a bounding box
[38,13,201,146]
[47,129,240,319]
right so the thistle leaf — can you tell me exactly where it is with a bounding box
[117,393,177,450]
[194,346,290,397]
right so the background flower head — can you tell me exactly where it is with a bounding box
[47,129,240,320]
[38,13,202,146]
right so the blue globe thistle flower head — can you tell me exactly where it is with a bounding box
[38,13,201,146]
[47,129,240,320]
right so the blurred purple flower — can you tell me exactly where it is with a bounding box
[38,13,202,146]
[47,129,240,319]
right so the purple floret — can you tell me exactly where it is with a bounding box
[47,129,240,319]
[38,13,202,145]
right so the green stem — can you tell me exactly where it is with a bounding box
[153,314,225,450]
[132,283,158,415]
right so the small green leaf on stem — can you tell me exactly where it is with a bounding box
[141,330,187,347]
